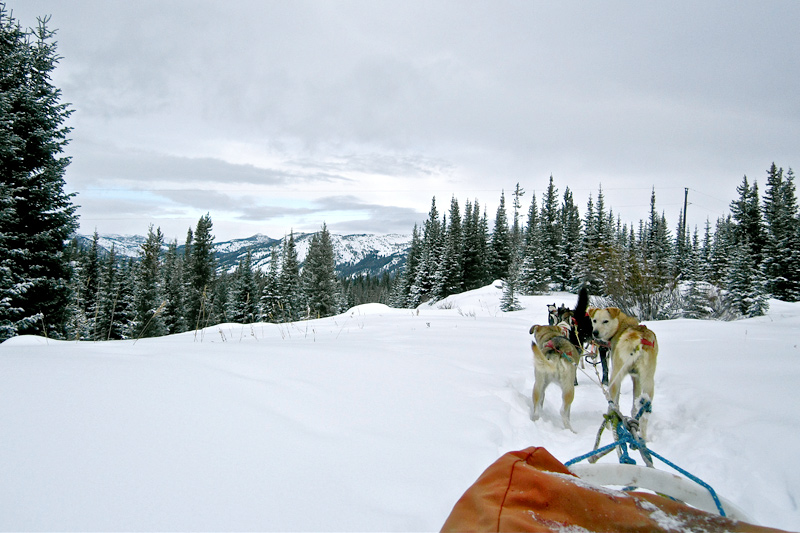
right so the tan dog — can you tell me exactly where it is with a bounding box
[589,307,658,438]
[529,323,582,430]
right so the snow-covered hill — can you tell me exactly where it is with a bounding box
[75,232,412,277]
[1,285,798,530]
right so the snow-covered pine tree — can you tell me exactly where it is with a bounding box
[132,225,167,338]
[161,241,187,334]
[730,175,765,265]
[93,245,127,340]
[302,224,342,319]
[511,183,525,253]
[228,250,259,323]
[186,214,216,330]
[762,164,800,301]
[556,187,581,291]
[518,217,549,295]
[0,9,78,339]
[490,192,512,281]
[709,215,735,284]
[724,239,769,318]
[434,197,464,299]
[390,224,421,308]
[500,263,523,312]
[278,231,305,321]
[462,200,489,291]
[259,247,282,321]
[539,175,561,285]
[683,227,712,319]
[410,198,443,304]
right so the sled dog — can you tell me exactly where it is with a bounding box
[547,304,559,326]
[559,288,610,384]
[589,307,658,438]
[529,323,582,430]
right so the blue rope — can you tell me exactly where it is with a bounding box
[565,399,727,518]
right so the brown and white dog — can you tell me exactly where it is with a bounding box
[589,307,658,438]
[529,323,582,430]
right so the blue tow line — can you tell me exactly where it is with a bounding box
[565,401,727,518]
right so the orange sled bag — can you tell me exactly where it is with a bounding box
[441,447,793,533]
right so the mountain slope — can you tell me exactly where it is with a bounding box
[74,232,412,278]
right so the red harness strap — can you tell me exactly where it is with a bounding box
[640,338,655,348]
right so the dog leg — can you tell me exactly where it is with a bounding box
[561,373,576,432]
[600,347,609,385]
[636,376,656,439]
[532,378,546,421]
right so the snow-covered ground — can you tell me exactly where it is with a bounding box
[1,283,799,531]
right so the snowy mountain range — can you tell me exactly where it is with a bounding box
[75,232,412,278]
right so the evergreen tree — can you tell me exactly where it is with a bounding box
[435,197,464,298]
[228,250,259,323]
[116,258,137,338]
[724,240,769,317]
[132,225,166,338]
[462,200,489,291]
[82,231,101,327]
[302,224,342,318]
[709,216,736,284]
[391,224,421,307]
[94,245,126,340]
[186,214,215,330]
[511,183,525,252]
[557,187,582,291]
[259,246,282,321]
[762,164,800,301]
[730,175,765,264]
[278,231,305,321]
[539,175,561,284]
[410,198,443,303]
[518,213,549,295]
[0,9,78,339]
[500,268,523,312]
[161,241,187,334]
[489,192,512,281]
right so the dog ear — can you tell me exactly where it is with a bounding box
[587,308,598,318]
[529,325,537,335]
[607,307,621,318]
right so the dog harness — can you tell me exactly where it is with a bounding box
[543,337,577,364]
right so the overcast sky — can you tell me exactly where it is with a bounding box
[8,0,800,242]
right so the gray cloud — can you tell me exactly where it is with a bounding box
[9,0,800,240]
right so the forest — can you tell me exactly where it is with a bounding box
[2,6,799,342]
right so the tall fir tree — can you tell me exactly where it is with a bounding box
[730,175,765,264]
[490,192,512,281]
[302,224,342,318]
[435,197,464,299]
[259,247,283,321]
[539,175,561,284]
[557,187,582,291]
[94,245,126,340]
[724,239,769,318]
[186,214,216,330]
[228,250,259,324]
[161,241,187,334]
[410,198,443,303]
[132,225,166,338]
[278,231,305,321]
[0,9,78,339]
[762,164,800,301]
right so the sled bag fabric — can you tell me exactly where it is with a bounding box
[441,446,791,533]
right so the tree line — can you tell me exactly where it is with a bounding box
[3,6,798,342]
[391,168,799,320]
[65,218,349,340]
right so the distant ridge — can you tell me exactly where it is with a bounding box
[73,232,412,278]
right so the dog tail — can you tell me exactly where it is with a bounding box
[574,286,589,317]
